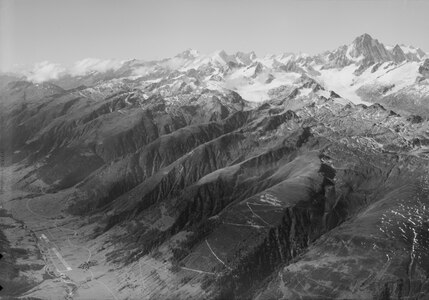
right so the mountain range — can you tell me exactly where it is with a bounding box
[0,34,429,300]
[3,33,429,114]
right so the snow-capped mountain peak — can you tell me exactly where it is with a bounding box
[4,34,428,112]
[398,44,427,61]
[234,51,257,65]
[346,33,392,64]
[175,48,200,59]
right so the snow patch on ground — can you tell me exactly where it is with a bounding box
[316,61,421,105]
[317,90,331,99]
[363,62,420,94]
[317,64,368,104]
[226,72,300,102]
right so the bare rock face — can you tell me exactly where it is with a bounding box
[419,59,429,78]
[321,34,402,70]
[391,44,407,63]
[348,33,393,65]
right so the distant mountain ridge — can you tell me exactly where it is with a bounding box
[5,33,426,116]
[4,33,427,82]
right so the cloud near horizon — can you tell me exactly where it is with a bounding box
[69,58,124,76]
[25,61,66,83]
[22,58,125,83]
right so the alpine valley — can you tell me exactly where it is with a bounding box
[1,34,429,300]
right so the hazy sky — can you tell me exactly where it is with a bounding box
[1,0,428,71]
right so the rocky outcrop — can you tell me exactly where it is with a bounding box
[419,58,429,78]
[391,44,407,63]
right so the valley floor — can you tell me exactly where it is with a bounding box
[0,166,136,300]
